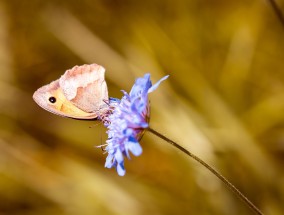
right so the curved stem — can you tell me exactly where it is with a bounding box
[147,127,264,215]
[267,0,284,30]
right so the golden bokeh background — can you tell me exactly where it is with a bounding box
[0,0,284,214]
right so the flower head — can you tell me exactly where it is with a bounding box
[102,74,169,176]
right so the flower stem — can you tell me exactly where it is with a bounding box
[147,127,264,215]
[267,0,284,31]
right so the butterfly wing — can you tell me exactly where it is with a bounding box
[33,64,109,120]
[59,64,109,113]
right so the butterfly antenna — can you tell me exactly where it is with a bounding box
[102,99,110,105]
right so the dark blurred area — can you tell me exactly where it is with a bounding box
[0,0,284,214]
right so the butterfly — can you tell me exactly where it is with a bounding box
[33,64,112,120]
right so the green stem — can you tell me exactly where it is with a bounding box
[147,127,264,215]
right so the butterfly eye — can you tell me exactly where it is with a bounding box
[48,96,57,103]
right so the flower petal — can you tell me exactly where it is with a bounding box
[117,163,126,176]
[130,74,151,97]
[127,138,143,156]
[105,154,114,168]
[114,149,124,164]
[148,75,169,93]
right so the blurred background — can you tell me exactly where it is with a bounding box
[0,0,284,214]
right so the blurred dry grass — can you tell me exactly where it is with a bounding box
[0,0,284,214]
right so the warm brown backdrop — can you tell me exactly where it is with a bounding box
[0,0,283,214]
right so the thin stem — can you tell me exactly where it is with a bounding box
[147,127,264,215]
[267,0,284,30]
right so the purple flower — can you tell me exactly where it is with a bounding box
[102,73,169,176]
